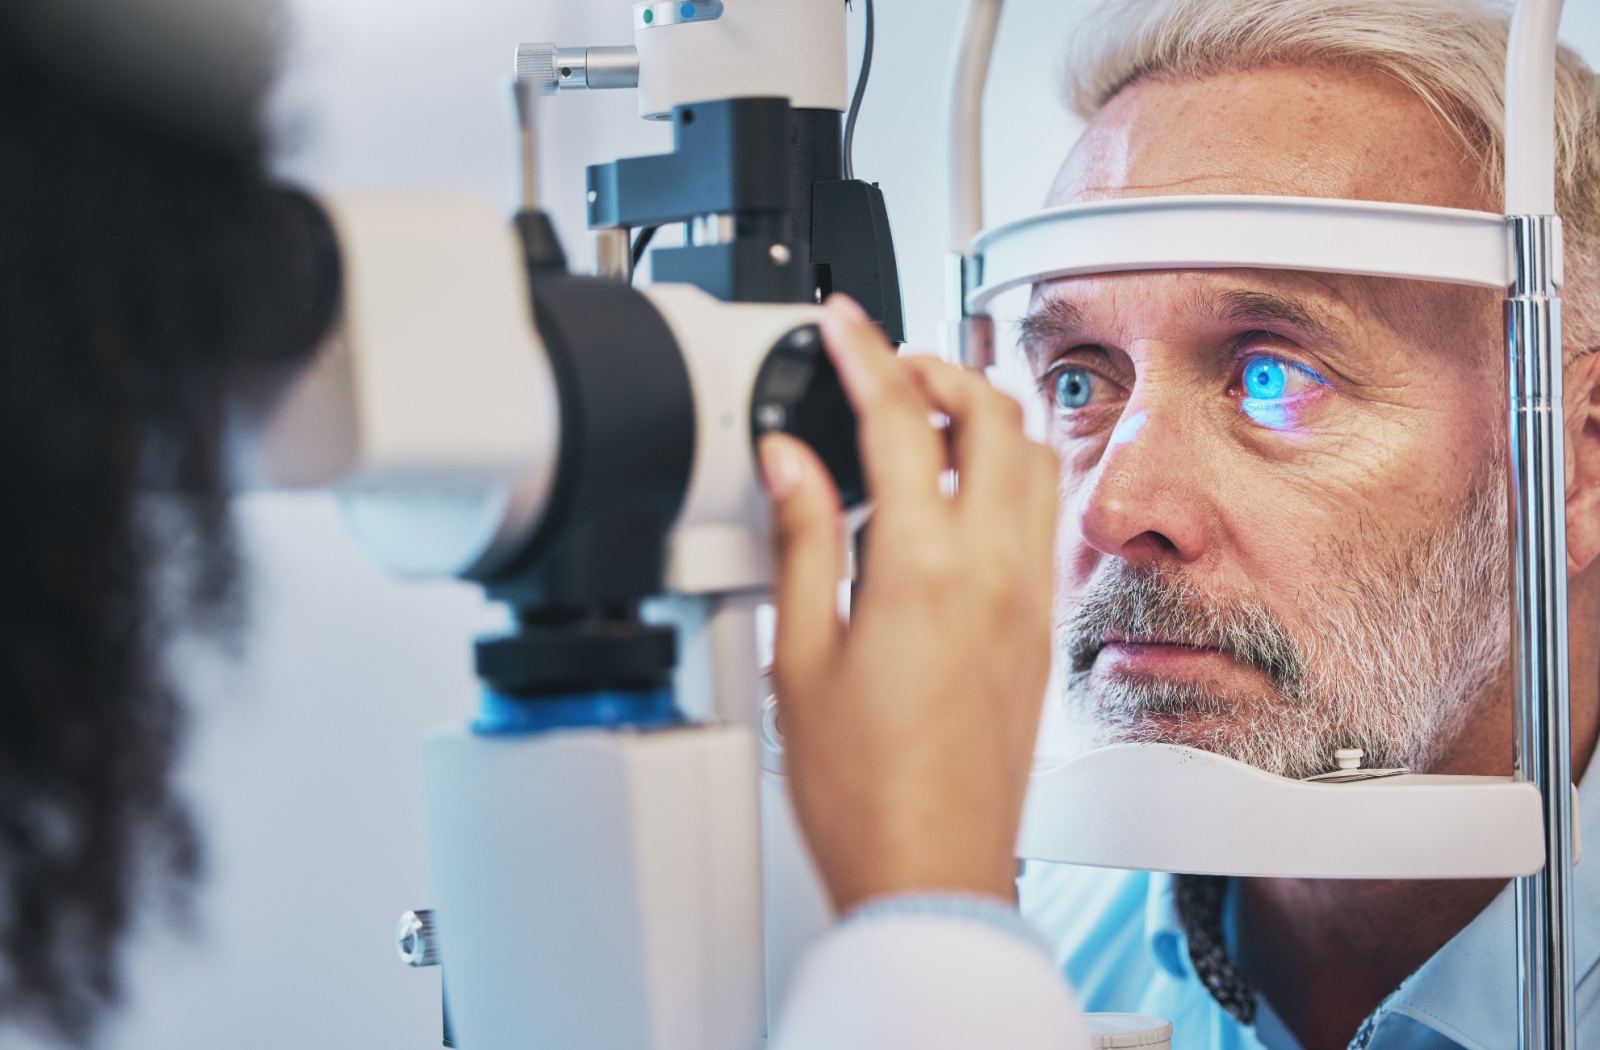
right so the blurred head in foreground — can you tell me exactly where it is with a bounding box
[0,0,329,1040]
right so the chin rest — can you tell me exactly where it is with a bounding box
[1017,743,1566,879]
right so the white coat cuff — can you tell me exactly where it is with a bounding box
[771,909,1089,1050]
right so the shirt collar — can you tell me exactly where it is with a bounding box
[1136,767,1600,1050]
[1374,762,1600,1050]
[1145,871,1192,980]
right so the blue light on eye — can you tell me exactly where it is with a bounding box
[1055,368,1093,409]
[1243,356,1287,400]
[1243,400,1293,429]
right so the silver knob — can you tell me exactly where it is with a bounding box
[515,43,560,95]
[516,43,639,93]
[396,909,441,967]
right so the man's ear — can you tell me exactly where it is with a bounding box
[1565,349,1600,573]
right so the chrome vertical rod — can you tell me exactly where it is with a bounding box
[511,79,540,212]
[1508,213,1575,1050]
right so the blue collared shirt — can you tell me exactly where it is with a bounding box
[1018,766,1600,1050]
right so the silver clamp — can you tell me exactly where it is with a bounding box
[946,250,994,368]
[515,43,639,94]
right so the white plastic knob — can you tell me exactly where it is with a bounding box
[1334,748,1366,771]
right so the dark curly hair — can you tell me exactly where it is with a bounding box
[0,1,333,1041]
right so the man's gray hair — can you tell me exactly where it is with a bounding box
[1066,0,1600,343]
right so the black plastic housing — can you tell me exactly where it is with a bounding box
[469,214,697,697]
[585,97,906,331]
[812,180,905,343]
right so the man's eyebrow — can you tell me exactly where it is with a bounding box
[1017,284,1355,360]
[1210,288,1351,345]
[1017,297,1089,359]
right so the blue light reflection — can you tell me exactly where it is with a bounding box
[1110,410,1148,446]
[1242,399,1297,430]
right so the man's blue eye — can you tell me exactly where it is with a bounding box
[1243,356,1289,400]
[1055,368,1094,409]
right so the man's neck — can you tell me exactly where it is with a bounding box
[1236,679,1599,1050]
[1236,874,1503,1050]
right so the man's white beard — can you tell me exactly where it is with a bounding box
[1059,475,1509,780]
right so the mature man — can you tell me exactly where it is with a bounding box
[1013,0,1600,1047]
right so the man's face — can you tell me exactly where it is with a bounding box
[1035,65,1512,778]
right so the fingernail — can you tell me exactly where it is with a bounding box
[759,436,802,499]
[825,293,870,321]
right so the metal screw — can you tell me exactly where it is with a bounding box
[397,909,441,967]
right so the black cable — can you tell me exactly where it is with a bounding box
[843,0,874,181]
[630,225,659,275]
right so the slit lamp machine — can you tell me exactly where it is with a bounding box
[241,0,1580,1045]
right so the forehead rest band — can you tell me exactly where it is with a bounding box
[966,195,1550,314]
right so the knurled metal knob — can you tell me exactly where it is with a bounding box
[396,909,441,967]
[515,42,559,95]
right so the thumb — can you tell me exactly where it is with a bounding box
[760,433,845,694]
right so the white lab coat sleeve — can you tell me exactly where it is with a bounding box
[769,914,1091,1049]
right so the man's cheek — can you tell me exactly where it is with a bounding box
[1050,428,1112,474]
[1213,441,1381,545]
[1053,498,1104,600]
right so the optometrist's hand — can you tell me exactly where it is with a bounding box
[759,295,1061,913]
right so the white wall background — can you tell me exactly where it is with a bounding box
[80,1,1600,1048]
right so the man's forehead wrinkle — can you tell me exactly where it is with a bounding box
[1047,65,1493,214]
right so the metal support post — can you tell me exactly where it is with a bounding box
[1508,213,1576,1050]
[946,250,993,368]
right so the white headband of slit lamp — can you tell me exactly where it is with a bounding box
[967,194,1551,314]
[947,0,1566,314]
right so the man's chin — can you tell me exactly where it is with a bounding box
[1087,710,1250,754]
[1066,672,1273,748]
[1065,691,1323,779]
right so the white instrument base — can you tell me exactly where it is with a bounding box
[421,724,764,1050]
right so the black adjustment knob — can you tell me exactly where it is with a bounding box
[750,325,864,508]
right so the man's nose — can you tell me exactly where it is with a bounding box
[1074,404,1211,565]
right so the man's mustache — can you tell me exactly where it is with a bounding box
[1060,563,1309,699]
